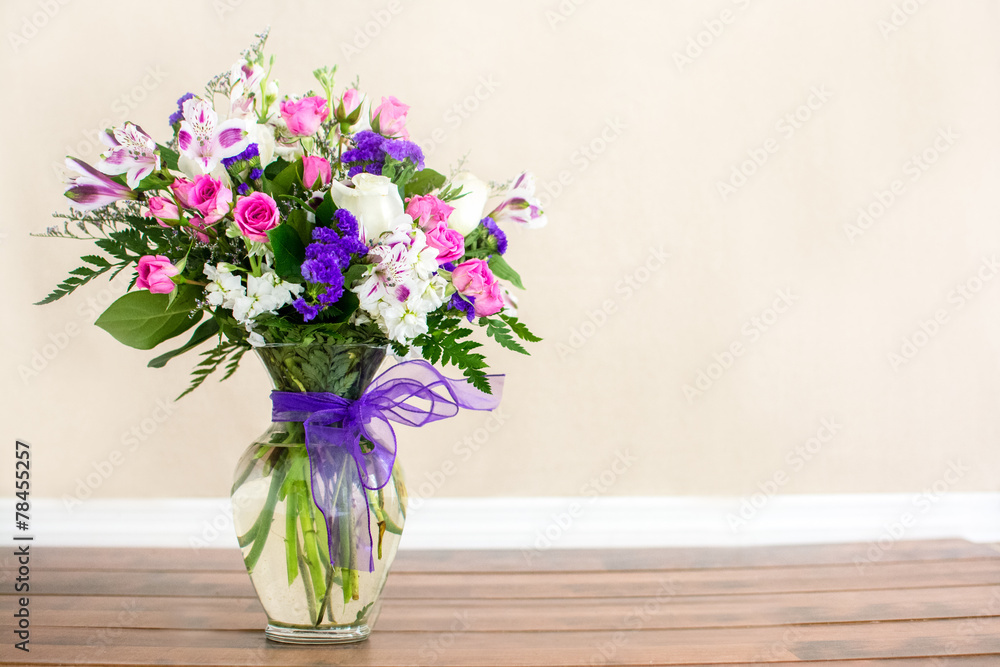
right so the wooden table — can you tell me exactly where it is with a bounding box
[2,539,999,665]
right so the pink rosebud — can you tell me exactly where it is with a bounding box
[425,222,465,264]
[135,255,179,294]
[451,258,503,317]
[146,196,179,225]
[185,174,232,223]
[371,96,410,138]
[234,192,280,242]
[188,217,212,243]
[170,177,195,207]
[406,195,454,230]
[302,156,332,189]
[335,88,363,123]
[280,96,330,137]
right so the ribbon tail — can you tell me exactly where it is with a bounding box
[304,424,378,574]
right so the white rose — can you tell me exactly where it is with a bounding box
[447,172,490,235]
[329,173,409,240]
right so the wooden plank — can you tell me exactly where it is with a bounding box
[11,584,1000,632]
[8,618,1000,666]
[2,539,993,574]
[8,558,999,599]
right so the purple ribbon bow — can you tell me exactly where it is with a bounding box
[271,359,503,572]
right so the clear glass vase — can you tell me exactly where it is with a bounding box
[231,342,407,644]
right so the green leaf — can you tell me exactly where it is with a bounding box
[489,254,525,290]
[264,158,291,180]
[316,290,359,324]
[315,190,336,227]
[36,256,115,305]
[135,172,174,192]
[95,285,203,350]
[268,224,306,282]
[147,318,221,368]
[404,168,446,199]
[500,314,542,342]
[285,209,313,246]
[157,145,180,171]
[270,159,303,198]
[178,339,247,400]
[483,318,528,355]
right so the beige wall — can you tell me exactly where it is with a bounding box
[2,0,998,504]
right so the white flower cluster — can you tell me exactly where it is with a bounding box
[351,223,450,345]
[204,263,303,345]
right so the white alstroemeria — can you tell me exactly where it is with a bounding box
[408,229,440,281]
[177,97,251,174]
[228,59,266,117]
[247,122,277,166]
[330,173,408,241]
[447,172,490,235]
[353,240,414,311]
[489,171,548,229]
[96,123,160,189]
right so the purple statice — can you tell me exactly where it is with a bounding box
[236,183,251,196]
[342,130,425,176]
[292,299,323,322]
[481,216,508,255]
[221,143,260,169]
[168,93,195,126]
[383,139,425,170]
[249,168,263,180]
[347,163,383,178]
[450,292,476,322]
[294,210,369,322]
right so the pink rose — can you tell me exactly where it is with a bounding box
[280,96,330,137]
[146,196,179,225]
[135,255,179,294]
[186,174,231,222]
[302,156,332,189]
[451,259,503,317]
[425,222,465,264]
[371,96,409,138]
[335,88,363,122]
[406,195,454,230]
[234,192,280,242]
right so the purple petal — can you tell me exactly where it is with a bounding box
[65,185,123,209]
[177,129,192,152]
[100,130,119,149]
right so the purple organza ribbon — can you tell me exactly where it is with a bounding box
[271,360,503,572]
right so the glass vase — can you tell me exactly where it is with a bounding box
[231,342,407,644]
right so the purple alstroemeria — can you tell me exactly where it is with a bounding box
[64,157,138,210]
[488,172,548,229]
[176,97,250,174]
[96,123,161,189]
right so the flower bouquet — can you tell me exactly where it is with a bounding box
[37,31,544,643]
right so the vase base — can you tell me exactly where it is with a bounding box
[265,623,371,644]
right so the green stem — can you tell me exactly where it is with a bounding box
[242,450,289,573]
[297,463,328,614]
[295,536,320,626]
[316,454,352,623]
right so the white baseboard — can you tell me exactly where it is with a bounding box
[6,494,998,550]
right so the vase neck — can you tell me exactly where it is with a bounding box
[254,343,388,399]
